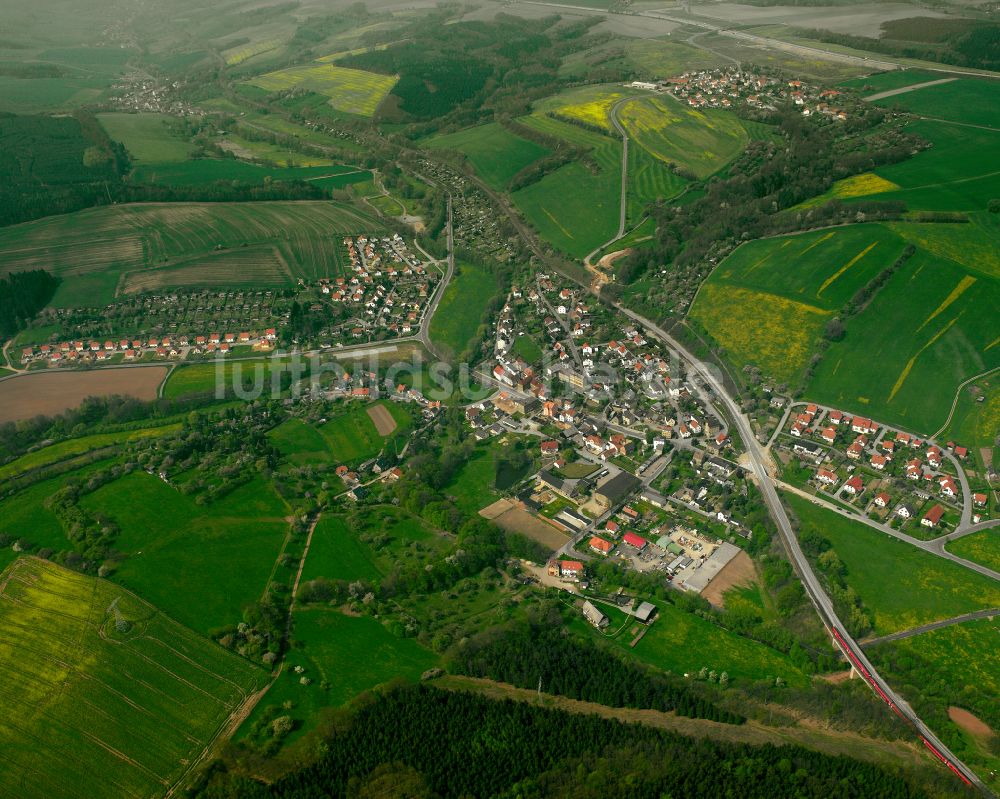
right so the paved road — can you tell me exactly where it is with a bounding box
[418,195,455,360]
[777,480,1000,583]
[604,302,988,791]
[861,608,1000,649]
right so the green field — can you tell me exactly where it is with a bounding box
[938,373,999,472]
[533,83,639,132]
[839,70,939,94]
[510,334,544,364]
[0,462,115,570]
[618,94,749,179]
[829,121,1000,213]
[691,222,1000,432]
[624,39,723,78]
[871,78,1000,130]
[870,617,1000,787]
[0,201,382,306]
[248,63,397,117]
[268,417,332,466]
[808,225,1000,434]
[947,531,1000,574]
[628,144,687,221]
[512,115,621,258]
[0,557,264,799]
[0,422,181,483]
[425,123,550,191]
[301,514,383,582]
[585,598,808,686]
[82,473,289,633]
[318,400,410,463]
[241,607,438,742]
[429,260,497,359]
[162,358,296,399]
[690,224,902,385]
[787,494,1000,635]
[98,112,195,163]
[301,509,443,585]
[132,159,371,188]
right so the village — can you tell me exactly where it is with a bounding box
[630,68,853,120]
[771,401,991,536]
[18,234,439,367]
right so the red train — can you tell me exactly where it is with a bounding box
[831,628,973,788]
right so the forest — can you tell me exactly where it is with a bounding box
[452,619,744,723]
[0,269,60,337]
[192,685,930,799]
[0,111,128,226]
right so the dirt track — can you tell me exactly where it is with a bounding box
[0,367,169,423]
[367,403,397,436]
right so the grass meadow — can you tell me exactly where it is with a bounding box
[871,78,1000,129]
[429,260,498,359]
[627,145,687,222]
[577,597,808,686]
[301,508,445,584]
[248,63,397,117]
[787,494,1000,635]
[691,223,1000,433]
[0,422,181,483]
[833,121,1000,213]
[240,607,439,743]
[512,115,621,258]
[317,400,411,463]
[425,122,550,190]
[0,201,382,306]
[82,472,290,634]
[162,357,297,399]
[0,558,264,799]
[97,112,195,162]
[132,160,371,189]
[947,531,1000,574]
[0,461,116,571]
[808,234,999,434]
[939,372,999,473]
[533,83,640,132]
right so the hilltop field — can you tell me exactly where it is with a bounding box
[690,220,999,434]
[504,85,763,258]
[0,201,383,306]
[688,77,1000,435]
[0,557,265,799]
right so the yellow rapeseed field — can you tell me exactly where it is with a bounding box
[223,38,284,66]
[691,284,829,383]
[249,63,398,117]
[556,90,631,130]
[831,172,900,199]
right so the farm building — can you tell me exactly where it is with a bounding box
[633,601,657,624]
[582,600,609,629]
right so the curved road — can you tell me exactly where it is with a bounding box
[608,301,989,792]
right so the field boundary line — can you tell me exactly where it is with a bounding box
[931,365,1000,439]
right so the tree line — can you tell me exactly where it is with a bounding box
[191,684,930,799]
[452,619,744,723]
[0,269,59,337]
